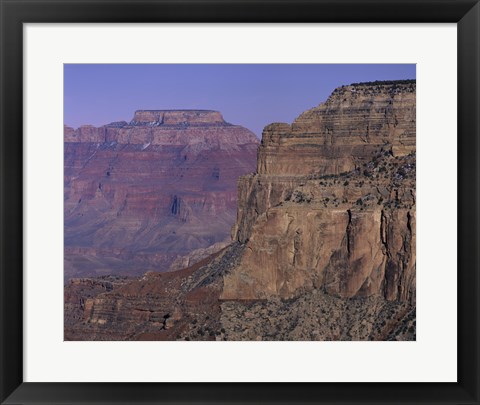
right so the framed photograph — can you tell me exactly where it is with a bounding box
[1,0,479,404]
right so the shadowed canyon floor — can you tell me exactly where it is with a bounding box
[65,80,416,341]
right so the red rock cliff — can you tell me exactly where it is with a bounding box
[64,110,259,280]
[64,83,416,341]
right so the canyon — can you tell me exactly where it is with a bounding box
[65,80,416,341]
[64,110,259,280]
[225,80,416,302]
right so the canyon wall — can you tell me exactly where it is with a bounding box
[223,81,416,302]
[256,81,415,176]
[64,110,259,280]
[65,80,416,341]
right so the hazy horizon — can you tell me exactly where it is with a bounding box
[64,64,416,137]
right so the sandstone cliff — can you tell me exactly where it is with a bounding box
[256,80,415,177]
[64,80,416,341]
[64,110,259,280]
[224,80,416,302]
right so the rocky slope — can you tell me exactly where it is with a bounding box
[65,80,416,341]
[167,241,231,272]
[65,241,415,341]
[64,110,259,280]
[64,245,242,341]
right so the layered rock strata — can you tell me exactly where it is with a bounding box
[256,80,415,177]
[65,242,415,341]
[64,244,243,340]
[224,80,416,302]
[64,110,259,280]
[64,80,416,341]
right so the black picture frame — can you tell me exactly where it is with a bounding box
[1,1,479,404]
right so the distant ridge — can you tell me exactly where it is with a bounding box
[134,109,218,113]
[349,79,416,86]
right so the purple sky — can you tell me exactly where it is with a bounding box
[64,64,415,137]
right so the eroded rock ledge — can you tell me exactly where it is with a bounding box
[224,80,416,302]
[64,110,256,146]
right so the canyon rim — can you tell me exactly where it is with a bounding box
[64,65,416,341]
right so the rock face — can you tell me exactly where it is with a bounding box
[64,275,132,332]
[256,80,415,177]
[64,110,259,280]
[223,80,416,302]
[64,80,416,341]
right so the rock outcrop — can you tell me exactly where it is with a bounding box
[256,80,415,177]
[64,244,244,341]
[64,80,416,341]
[223,80,416,302]
[64,110,258,280]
